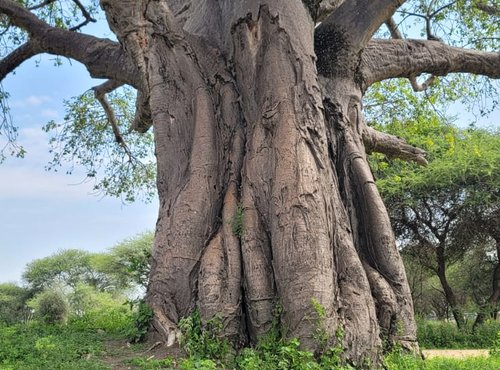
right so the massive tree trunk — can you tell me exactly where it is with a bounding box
[99,1,419,364]
[3,0,499,366]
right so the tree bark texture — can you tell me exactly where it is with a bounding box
[100,1,418,365]
[3,0,499,366]
[98,2,422,364]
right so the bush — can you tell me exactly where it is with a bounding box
[32,290,69,325]
[68,284,133,333]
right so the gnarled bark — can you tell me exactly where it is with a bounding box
[98,1,419,365]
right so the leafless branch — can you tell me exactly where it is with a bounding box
[92,80,136,160]
[385,17,438,92]
[28,0,56,11]
[69,0,96,31]
[315,0,406,75]
[476,2,500,16]
[363,125,428,165]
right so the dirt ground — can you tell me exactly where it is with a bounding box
[422,349,489,359]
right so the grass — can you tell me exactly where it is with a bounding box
[385,348,500,370]
[0,322,108,369]
[2,316,500,369]
[417,319,500,349]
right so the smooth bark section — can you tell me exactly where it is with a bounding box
[361,39,500,88]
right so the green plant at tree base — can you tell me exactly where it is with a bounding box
[178,310,231,365]
[126,299,154,343]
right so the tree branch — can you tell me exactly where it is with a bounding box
[363,125,428,165]
[476,1,500,16]
[317,0,406,49]
[0,40,42,80]
[361,39,500,88]
[385,17,437,92]
[0,0,139,87]
[315,0,406,76]
[92,80,135,160]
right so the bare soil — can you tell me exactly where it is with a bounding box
[422,349,489,359]
[100,339,185,369]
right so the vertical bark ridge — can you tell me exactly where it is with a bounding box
[321,77,417,350]
[231,6,340,349]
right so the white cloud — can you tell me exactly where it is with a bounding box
[0,165,95,199]
[41,109,59,119]
[10,95,52,108]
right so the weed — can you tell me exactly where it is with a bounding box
[231,204,245,237]
[126,299,154,343]
[178,310,231,364]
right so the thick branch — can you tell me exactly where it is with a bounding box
[361,39,500,88]
[317,0,405,49]
[0,0,138,86]
[363,125,428,165]
[385,17,437,92]
[0,40,42,80]
[476,2,500,16]
[315,0,405,76]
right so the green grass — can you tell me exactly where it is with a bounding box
[2,317,500,369]
[0,322,108,369]
[385,349,500,370]
[417,319,500,349]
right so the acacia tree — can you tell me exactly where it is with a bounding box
[374,121,499,329]
[1,0,499,365]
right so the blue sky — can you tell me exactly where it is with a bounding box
[0,52,158,284]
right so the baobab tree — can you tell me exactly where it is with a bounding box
[0,0,498,365]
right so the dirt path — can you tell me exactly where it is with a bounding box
[422,349,489,359]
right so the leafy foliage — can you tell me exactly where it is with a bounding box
[30,289,69,325]
[0,283,32,325]
[0,322,108,370]
[103,231,153,290]
[417,319,500,349]
[22,249,114,292]
[372,116,499,321]
[43,87,156,202]
[125,299,154,343]
[178,310,231,364]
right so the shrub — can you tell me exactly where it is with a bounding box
[31,290,69,325]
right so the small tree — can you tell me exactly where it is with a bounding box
[0,283,31,324]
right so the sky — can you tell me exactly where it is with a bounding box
[0,15,498,285]
[0,21,158,284]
